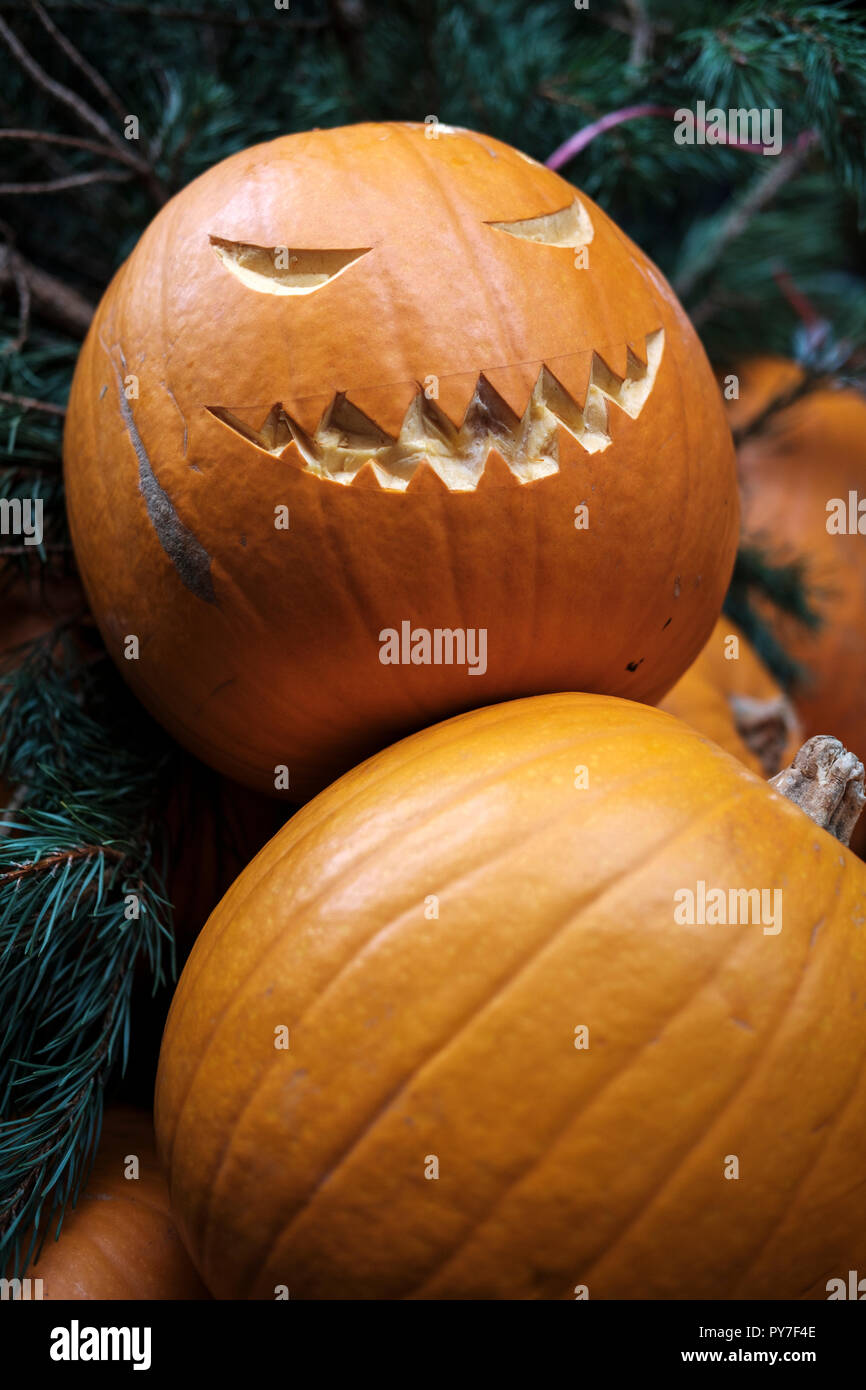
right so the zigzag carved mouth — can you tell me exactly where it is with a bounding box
[207,329,664,492]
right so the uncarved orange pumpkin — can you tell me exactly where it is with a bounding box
[155,693,866,1300]
[659,616,801,776]
[24,1108,208,1299]
[731,357,866,849]
[64,122,738,801]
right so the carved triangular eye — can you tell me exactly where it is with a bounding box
[210,236,371,295]
[486,198,594,250]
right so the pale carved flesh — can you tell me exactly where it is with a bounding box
[207,331,665,491]
[206,196,663,491]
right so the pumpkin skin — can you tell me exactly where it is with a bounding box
[731,357,866,849]
[64,122,738,801]
[24,1108,208,1299]
[659,616,800,776]
[155,693,866,1300]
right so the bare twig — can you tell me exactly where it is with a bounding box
[0,245,29,353]
[624,0,654,71]
[0,16,126,153]
[0,390,66,416]
[0,128,138,164]
[674,131,819,298]
[0,16,168,204]
[29,0,127,123]
[15,1,328,27]
[0,169,132,193]
[0,243,94,336]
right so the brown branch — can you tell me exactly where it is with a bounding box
[674,131,819,298]
[0,15,126,152]
[29,0,127,124]
[0,243,94,336]
[0,16,168,204]
[0,389,65,415]
[0,169,132,193]
[0,128,139,166]
[0,844,125,886]
[1,246,29,353]
[624,0,654,70]
[14,1,329,27]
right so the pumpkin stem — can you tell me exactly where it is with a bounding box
[728,692,801,777]
[770,735,866,846]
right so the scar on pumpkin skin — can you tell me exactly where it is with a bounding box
[206,329,664,492]
[105,343,216,605]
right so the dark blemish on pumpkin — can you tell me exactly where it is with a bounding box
[673,576,681,597]
[810,917,825,948]
[99,384,107,400]
[109,346,216,605]
[731,1018,753,1031]
[240,535,247,547]
[208,677,236,699]
[662,617,672,629]
[625,658,644,672]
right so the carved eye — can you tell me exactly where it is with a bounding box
[486,198,594,250]
[210,236,371,296]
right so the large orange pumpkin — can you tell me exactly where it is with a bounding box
[64,122,738,801]
[24,1108,208,1299]
[155,693,866,1300]
[730,357,866,848]
[659,616,800,776]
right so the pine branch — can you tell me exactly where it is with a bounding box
[0,625,177,1277]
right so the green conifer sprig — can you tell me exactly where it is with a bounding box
[0,623,175,1277]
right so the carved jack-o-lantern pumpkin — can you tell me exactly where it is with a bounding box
[64,123,738,798]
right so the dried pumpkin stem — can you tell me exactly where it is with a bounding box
[728,692,801,778]
[770,735,866,846]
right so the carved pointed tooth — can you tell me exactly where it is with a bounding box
[432,371,480,429]
[283,392,332,437]
[595,341,630,382]
[345,381,417,439]
[398,391,457,454]
[349,460,385,490]
[543,353,593,415]
[478,363,539,421]
[206,404,284,453]
[477,447,521,490]
[405,460,453,494]
[626,338,650,371]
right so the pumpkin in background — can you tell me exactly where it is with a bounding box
[659,616,800,776]
[155,693,866,1300]
[65,122,738,801]
[729,357,866,849]
[24,1108,208,1299]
